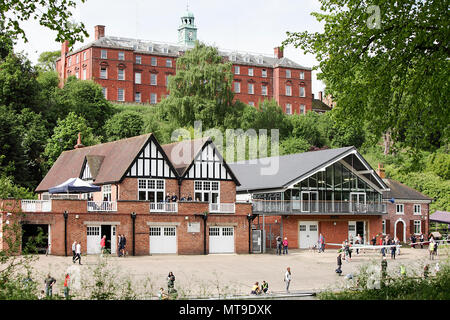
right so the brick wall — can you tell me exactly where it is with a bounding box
[385,201,429,241]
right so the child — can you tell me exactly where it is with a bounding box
[251,282,261,295]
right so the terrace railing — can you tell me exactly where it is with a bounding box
[209,203,236,214]
[251,200,386,214]
[87,201,117,212]
[150,202,178,213]
[21,200,52,212]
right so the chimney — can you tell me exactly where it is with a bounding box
[59,40,70,87]
[95,25,105,40]
[274,46,284,59]
[319,91,323,101]
[74,132,85,149]
[377,163,385,179]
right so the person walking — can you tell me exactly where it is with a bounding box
[410,234,416,248]
[282,237,289,255]
[336,253,342,275]
[355,234,362,254]
[121,234,127,257]
[433,240,438,257]
[318,233,325,253]
[63,273,70,300]
[44,274,56,298]
[276,236,282,255]
[284,267,291,293]
[390,240,396,259]
[429,241,435,260]
[74,241,82,265]
[72,241,77,262]
[100,235,106,257]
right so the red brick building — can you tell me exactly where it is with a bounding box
[0,134,253,256]
[376,164,432,242]
[55,10,313,114]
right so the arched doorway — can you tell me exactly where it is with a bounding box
[395,220,405,242]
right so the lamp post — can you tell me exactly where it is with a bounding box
[63,211,68,257]
[131,212,136,256]
[247,213,258,254]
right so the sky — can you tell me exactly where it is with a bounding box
[14,0,326,94]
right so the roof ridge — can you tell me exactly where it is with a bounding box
[161,136,210,147]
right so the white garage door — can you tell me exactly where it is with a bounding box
[87,226,101,254]
[299,221,318,249]
[149,226,177,254]
[209,226,235,254]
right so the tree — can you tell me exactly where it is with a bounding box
[289,111,328,148]
[37,50,60,72]
[104,111,144,141]
[284,0,450,152]
[159,42,236,129]
[246,99,292,138]
[280,136,311,156]
[0,0,88,46]
[43,112,99,170]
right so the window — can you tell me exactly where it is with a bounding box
[138,179,165,202]
[248,83,254,94]
[118,88,125,102]
[135,92,141,103]
[286,85,292,96]
[414,220,421,234]
[82,69,87,80]
[249,101,254,106]
[286,103,292,115]
[150,74,157,85]
[248,68,254,76]
[300,71,305,79]
[118,69,125,80]
[300,86,306,97]
[102,185,112,202]
[300,104,306,114]
[83,51,87,60]
[166,59,172,67]
[234,66,240,75]
[234,82,240,93]
[148,45,154,52]
[262,69,267,78]
[414,204,421,215]
[102,87,107,99]
[396,204,404,214]
[75,71,79,79]
[162,46,168,54]
[151,57,157,66]
[150,93,157,104]
[76,55,79,64]
[135,72,141,84]
[118,52,125,60]
[194,181,220,203]
[100,67,107,79]
[68,57,72,66]
[101,50,107,59]
[230,54,237,62]
[136,56,141,64]
[262,85,267,96]
[286,69,291,78]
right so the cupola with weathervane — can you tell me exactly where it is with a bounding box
[178,7,197,47]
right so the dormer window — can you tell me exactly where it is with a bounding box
[148,45,154,52]
[162,46,169,54]
[243,55,250,63]
[230,54,237,62]
[257,56,264,64]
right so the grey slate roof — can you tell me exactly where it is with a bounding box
[64,36,311,70]
[229,146,384,193]
[429,211,450,224]
[382,179,433,201]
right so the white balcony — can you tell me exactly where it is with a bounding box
[21,200,52,212]
[150,202,178,213]
[209,203,235,213]
[87,201,117,212]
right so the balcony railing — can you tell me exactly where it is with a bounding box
[87,201,117,212]
[150,202,178,213]
[252,200,386,214]
[209,203,236,213]
[21,200,52,212]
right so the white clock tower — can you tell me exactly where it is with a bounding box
[178,9,197,47]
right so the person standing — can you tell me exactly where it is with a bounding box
[390,239,396,259]
[318,233,325,253]
[433,240,438,257]
[355,234,361,254]
[100,235,106,257]
[429,241,435,260]
[72,241,77,262]
[44,274,56,298]
[420,233,424,249]
[74,241,82,265]
[63,273,70,300]
[410,234,416,248]
[167,272,176,293]
[282,237,289,255]
[336,253,342,275]
[276,236,282,255]
[121,234,127,257]
[284,267,291,293]
[117,234,122,257]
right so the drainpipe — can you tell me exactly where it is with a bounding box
[131,212,136,256]
[195,212,208,255]
[178,178,182,199]
[63,211,68,257]
[247,214,258,254]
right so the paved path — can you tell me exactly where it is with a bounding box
[25,247,446,298]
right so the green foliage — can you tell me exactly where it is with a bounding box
[426,152,450,180]
[43,112,100,170]
[280,136,310,156]
[284,0,450,152]
[104,110,144,141]
[37,50,60,72]
[0,176,35,199]
[289,111,328,148]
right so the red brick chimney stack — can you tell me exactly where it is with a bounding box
[274,47,284,59]
[74,132,85,149]
[377,163,385,179]
[95,25,105,40]
[59,40,70,87]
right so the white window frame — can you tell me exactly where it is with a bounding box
[234,82,240,93]
[102,185,112,202]
[83,51,87,60]
[414,220,421,235]
[102,87,107,99]
[300,71,305,79]
[150,93,157,105]
[82,68,87,80]
[135,72,141,84]
[101,50,107,59]
[286,69,291,78]
[138,179,165,202]
[396,204,404,215]
[414,204,421,215]
[262,85,267,96]
[248,83,254,95]
[118,68,125,81]
[75,71,79,79]
[300,86,306,97]
[286,85,292,96]
[135,92,141,103]
[100,67,107,79]
[248,101,254,106]
[150,74,157,86]
[136,55,141,64]
[118,51,125,60]
[76,55,79,64]
[300,104,306,114]
[68,57,72,66]
[194,181,220,204]
[286,103,292,115]
[118,88,125,102]
[248,68,254,76]
[262,69,267,78]
[151,57,157,66]
[234,66,240,75]
[166,59,172,67]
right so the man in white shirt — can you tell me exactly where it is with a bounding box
[284,267,291,293]
[72,241,77,262]
[73,241,82,265]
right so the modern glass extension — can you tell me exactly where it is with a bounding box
[252,161,386,214]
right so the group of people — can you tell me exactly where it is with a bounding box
[250,280,269,295]
[276,236,289,255]
[379,235,401,259]
[71,240,82,265]
[41,273,70,299]
[164,192,196,202]
[158,271,177,300]
[410,233,425,248]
